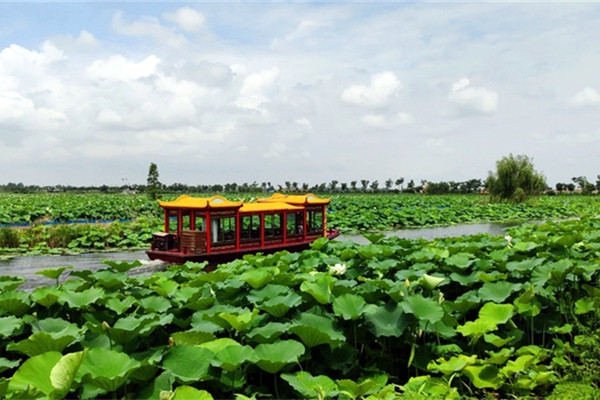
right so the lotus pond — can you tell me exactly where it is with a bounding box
[1,217,600,399]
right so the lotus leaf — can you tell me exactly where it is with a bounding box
[427,354,477,375]
[337,375,388,398]
[34,266,73,281]
[59,287,104,309]
[253,340,305,373]
[259,292,303,317]
[400,294,444,324]
[239,268,273,289]
[8,326,81,357]
[281,371,339,399]
[139,296,172,313]
[333,293,369,320]
[417,274,446,290]
[463,364,503,389]
[513,286,542,316]
[137,371,174,400]
[300,274,335,304]
[78,348,140,393]
[246,322,290,344]
[445,253,474,270]
[89,270,127,290]
[0,357,20,374]
[478,281,521,303]
[104,295,136,314]
[218,309,260,332]
[0,291,30,316]
[0,276,26,292]
[161,345,213,383]
[289,312,345,347]
[166,386,214,400]
[0,315,23,338]
[364,303,409,337]
[171,330,216,345]
[575,298,595,314]
[8,350,84,400]
[211,344,254,371]
[247,284,289,304]
[101,259,142,272]
[30,286,60,308]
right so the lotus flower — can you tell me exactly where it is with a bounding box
[329,263,347,275]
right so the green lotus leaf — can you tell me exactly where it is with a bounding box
[254,340,305,374]
[218,309,260,332]
[104,295,136,314]
[463,364,503,389]
[505,258,545,274]
[333,293,368,321]
[400,294,444,324]
[364,303,409,337]
[500,355,536,376]
[246,322,291,344]
[401,375,456,398]
[101,259,142,272]
[363,232,386,244]
[485,348,514,365]
[0,276,26,292]
[171,330,216,345]
[337,375,388,398]
[0,291,30,316]
[211,344,254,372]
[8,330,80,357]
[109,313,172,345]
[289,312,345,347]
[139,296,172,313]
[151,278,179,297]
[8,350,84,400]
[456,319,496,340]
[190,311,225,334]
[200,338,241,353]
[575,298,595,314]
[0,315,23,338]
[445,253,474,270]
[428,354,477,375]
[239,268,273,289]
[89,270,127,290]
[417,274,446,290]
[247,284,289,304]
[478,281,521,303]
[30,286,60,308]
[512,241,539,252]
[59,287,104,309]
[479,302,514,325]
[167,386,214,400]
[513,286,542,317]
[449,272,479,287]
[300,274,336,304]
[161,345,213,384]
[281,371,338,399]
[78,348,140,393]
[259,292,303,317]
[549,324,573,334]
[34,266,73,281]
[137,371,174,400]
[0,357,20,374]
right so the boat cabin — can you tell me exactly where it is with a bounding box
[147,193,340,263]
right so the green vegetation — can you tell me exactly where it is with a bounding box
[1,217,600,398]
[486,154,547,202]
[146,162,162,200]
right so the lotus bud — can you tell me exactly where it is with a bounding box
[438,291,445,304]
[101,321,110,330]
[329,263,347,276]
[405,279,410,288]
[168,337,174,347]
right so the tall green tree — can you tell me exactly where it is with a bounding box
[146,162,162,200]
[486,154,546,202]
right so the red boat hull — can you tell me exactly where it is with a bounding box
[146,229,340,264]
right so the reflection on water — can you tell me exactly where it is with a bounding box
[0,221,526,288]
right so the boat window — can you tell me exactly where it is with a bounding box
[167,210,178,234]
[211,216,236,244]
[307,210,323,235]
[181,212,191,230]
[194,214,205,231]
[264,213,282,238]
[286,212,304,236]
[240,215,260,241]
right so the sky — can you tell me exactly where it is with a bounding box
[0,1,599,187]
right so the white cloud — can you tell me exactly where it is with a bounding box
[263,142,287,158]
[112,12,186,47]
[77,30,99,47]
[295,118,312,129]
[164,7,206,32]
[341,72,402,108]
[569,87,600,108]
[447,77,498,116]
[86,55,160,82]
[235,68,280,110]
[361,112,413,128]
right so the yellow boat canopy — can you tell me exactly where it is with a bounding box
[158,195,243,209]
[240,202,303,213]
[258,193,330,206]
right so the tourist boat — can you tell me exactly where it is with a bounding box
[147,193,340,263]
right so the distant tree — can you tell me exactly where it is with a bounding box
[292,182,299,192]
[350,181,357,192]
[370,180,379,192]
[596,175,600,191]
[406,179,415,193]
[146,162,161,200]
[566,183,575,192]
[555,183,565,192]
[302,183,309,191]
[486,154,546,202]
[330,180,338,192]
[360,180,369,192]
[340,182,348,192]
[385,179,393,191]
[395,178,404,191]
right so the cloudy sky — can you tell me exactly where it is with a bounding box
[0,1,599,187]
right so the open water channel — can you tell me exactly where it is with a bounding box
[0,221,522,289]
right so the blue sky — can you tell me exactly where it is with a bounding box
[0,2,599,187]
